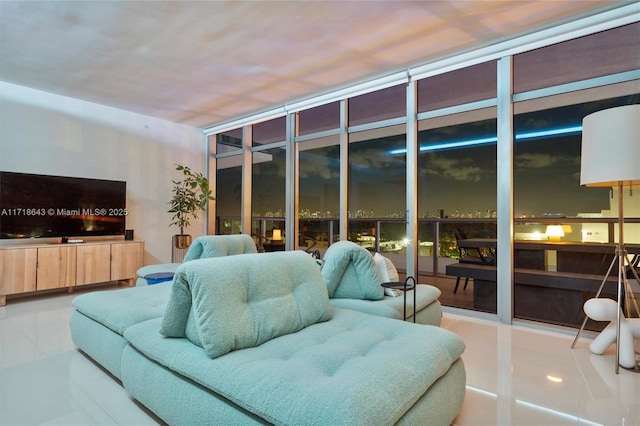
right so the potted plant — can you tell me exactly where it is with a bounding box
[168,164,215,248]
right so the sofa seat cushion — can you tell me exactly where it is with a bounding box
[160,251,333,359]
[329,284,441,320]
[72,283,171,335]
[124,308,465,426]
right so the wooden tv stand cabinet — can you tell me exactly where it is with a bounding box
[0,240,144,306]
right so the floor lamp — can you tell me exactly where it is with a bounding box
[572,104,640,373]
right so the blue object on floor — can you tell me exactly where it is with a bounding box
[145,272,174,285]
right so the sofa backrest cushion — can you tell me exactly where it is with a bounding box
[160,251,333,359]
[321,241,384,300]
[182,234,257,263]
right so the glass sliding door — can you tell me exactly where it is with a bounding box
[417,113,498,312]
[415,61,498,312]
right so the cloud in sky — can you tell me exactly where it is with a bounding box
[515,152,554,168]
[349,147,403,170]
[299,149,340,180]
[299,156,339,180]
[421,153,494,183]
[515,151,580,170]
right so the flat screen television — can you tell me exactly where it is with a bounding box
[0,171,126,239]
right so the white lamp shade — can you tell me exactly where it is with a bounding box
[580,104,640,187]
[545,225,564,238]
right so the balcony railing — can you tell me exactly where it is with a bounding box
[217,215,640,276]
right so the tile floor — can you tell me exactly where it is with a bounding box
[0,289,638,425]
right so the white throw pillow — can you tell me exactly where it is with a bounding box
[373,252,399,283]
[383,255,400,282]
[373,252,390,282]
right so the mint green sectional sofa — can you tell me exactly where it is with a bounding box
[71,250,465,425]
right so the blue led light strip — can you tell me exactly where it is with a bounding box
[389,125,583,155]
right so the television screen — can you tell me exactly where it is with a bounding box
[0,172,126,239]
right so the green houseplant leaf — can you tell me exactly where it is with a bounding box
[168,164,215,235]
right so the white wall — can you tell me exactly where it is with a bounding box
[0,82,206,265]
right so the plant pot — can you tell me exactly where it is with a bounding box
[173,234,192,249]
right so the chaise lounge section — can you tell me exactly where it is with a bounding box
[321,240,443,326]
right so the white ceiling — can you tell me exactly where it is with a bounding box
[0,1,626,129]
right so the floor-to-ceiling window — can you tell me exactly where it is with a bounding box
[214,128,243,235]
[297,102,342,253]
[416,61,498,312]
[347,85,407,264]
[251,117,287,245]
[206,16,639,328]
[510,22,640,328]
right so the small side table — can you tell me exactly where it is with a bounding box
[381,276,416,322]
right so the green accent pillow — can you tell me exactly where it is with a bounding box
[160,251,333,359]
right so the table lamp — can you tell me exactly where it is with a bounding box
[263,228,285,252]
[574,104,640,373]
[545,225,564,242]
